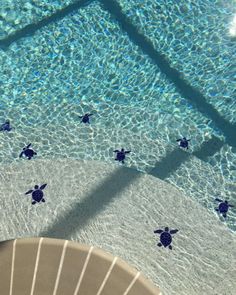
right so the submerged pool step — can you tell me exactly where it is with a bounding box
[0,119,233,230]
[147,136,235,231]
[0,159,235,295]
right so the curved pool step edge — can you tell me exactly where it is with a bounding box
[0,237,162,295]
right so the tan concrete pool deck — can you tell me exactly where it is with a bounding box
[0,237,161,295]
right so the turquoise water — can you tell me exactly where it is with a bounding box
[0,0,235,233]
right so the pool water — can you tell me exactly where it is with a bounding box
[0,0,235,229]
[0,1,235,292]
[0,0,236,294]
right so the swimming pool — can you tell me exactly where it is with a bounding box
[0,0,235,228]
[0,0,235,294]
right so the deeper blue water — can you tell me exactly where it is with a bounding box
[0,0,235,231]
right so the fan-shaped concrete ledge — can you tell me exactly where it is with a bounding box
[0,237,161,295]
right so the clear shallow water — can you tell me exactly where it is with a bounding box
[0,1,235,231]
[1,159,236,295]
[0,0,74,39]
[117,0,236,124]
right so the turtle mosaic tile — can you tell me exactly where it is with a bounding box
[154,227,179,250]
[176,137,191,150]
[215,198,234,219]
[79,113,93,124]
[113,148,131,164]
[25,184,47,205]
[19,143,37,160]
[0,119,12,131]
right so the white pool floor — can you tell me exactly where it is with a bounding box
[0,159,235,295]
